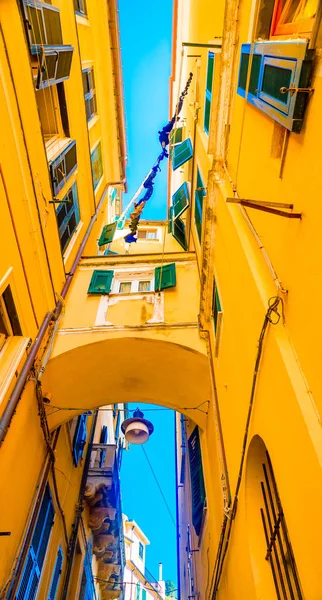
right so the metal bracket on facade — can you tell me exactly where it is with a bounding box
[280,85,314,96]
[226,198,302,219]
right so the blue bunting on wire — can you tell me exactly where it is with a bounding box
[124,73,193,244]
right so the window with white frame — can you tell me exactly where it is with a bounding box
[112,270,154,295]
[137,229,158,240]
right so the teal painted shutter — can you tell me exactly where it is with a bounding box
[154,263,176,291]
[136,582,141,600]
[142,589,147,600]
[98,222,117,246]
[88,270,114,294]
[172,182,190,219]
[172,138,193,171]
[173,217,187,250]
[212,279,222,334]
[204,53,215,133]
[16,485,54,600]
[48,547,63,600]
[72,414,88,466]
[195,169,206,242]
[168,206,173,233]
[188,426,206,537]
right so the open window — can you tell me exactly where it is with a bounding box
[271,0,319,36]
[56,182,80,253]
[22,1,74,89]
[0,286,22,350]
[82,68,97,122]
[237,40,314,132]
[49,140,77,196]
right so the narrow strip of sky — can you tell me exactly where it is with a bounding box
[119,0,174,221]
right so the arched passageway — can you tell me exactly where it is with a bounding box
[43,337,211,430]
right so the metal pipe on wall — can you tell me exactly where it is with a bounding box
[0,180,125,447]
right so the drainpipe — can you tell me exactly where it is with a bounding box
[0,180,125,447]
[60,410,98,599]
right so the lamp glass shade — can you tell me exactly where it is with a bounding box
[124,421,149,445]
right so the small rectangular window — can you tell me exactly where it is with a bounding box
[204,52,215,134]
[139,542,144,559]
[82,68,96,122]
[119,282,132,294]
[271,0,318,36]
[0,286,22,349]
[74,0,87,16]
[137,229,158,240]
[49,141,77,196]
[138,281,151,292]
[91,142,103,190]
[56,182,80,253]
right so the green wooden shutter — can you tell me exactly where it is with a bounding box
[88,270,114,294]
[172,182,190,219]
[188,426,206,537]
[173,217,187,250]
[168,206,173,233]
[169,127,183,145]
[154,263,176,291]
[195,169,206,242]
[142,589,147,600]
[212,278,222,334]
[204,53,215,133]
[172,138,193,171]
[136,582,141,600]
[98,222,117,246]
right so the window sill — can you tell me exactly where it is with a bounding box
[0,337,31,406]
[63,220,84,265]
[88,114,100,130]
[76,13,90,27]
[46,137,73,163]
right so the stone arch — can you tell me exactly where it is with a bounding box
[43,337,211,431]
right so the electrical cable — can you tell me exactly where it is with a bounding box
[140,445,176,527]
[210,296,285,598]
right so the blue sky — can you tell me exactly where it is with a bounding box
[120,405,177,584]
[119,0,173,221]
[118,0,177,586]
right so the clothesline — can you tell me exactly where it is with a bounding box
[120,72,193,244]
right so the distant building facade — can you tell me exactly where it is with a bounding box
[123,516,165,600]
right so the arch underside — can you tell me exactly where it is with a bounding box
[43,337,211,430]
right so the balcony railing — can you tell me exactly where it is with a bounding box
[88,443,116,476]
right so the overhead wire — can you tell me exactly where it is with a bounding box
[210,296,285,597]
[140,445,176,528]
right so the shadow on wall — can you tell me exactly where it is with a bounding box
[43,337,211,431]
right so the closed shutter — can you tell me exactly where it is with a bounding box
[99,425,108,468]
[48,547,63,600]
[172,182,190,219]
[142,589,147,600]
[212,279,222,334]
[87,270,114,295]
[204,53,214,133]
[72,414,88,466]
[79,539,95,600]
[136,582,141,600]
[16,485,54,600]
[188,426,206,537]
[195,169,206,242]
[98,222,117,246]
[154,263,176,291]
[172,138,193,171]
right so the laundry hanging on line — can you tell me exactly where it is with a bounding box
[124,72,193,244]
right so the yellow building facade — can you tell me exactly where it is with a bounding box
[1,0,322,599]
[0,0,127,598]
[170,0,322,599]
